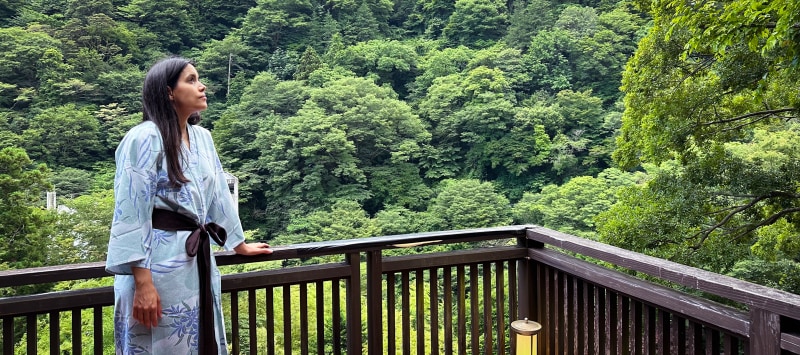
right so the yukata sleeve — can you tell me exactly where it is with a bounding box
[204,132,245,251]
[105,126,161,275]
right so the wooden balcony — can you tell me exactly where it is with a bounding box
[1,225,799,354]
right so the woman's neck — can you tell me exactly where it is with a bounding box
[178,116,189,148]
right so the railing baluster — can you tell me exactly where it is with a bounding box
[583,282,593,355]
[687,321,701,355]
[457,265,466,355]
[345,252,361,355]
[93,306,103,355]
[722,333,738,355]
[565,277,583,355]
[606,291,616,354]
[704,327,720,355]
[494,261,504,355]
[248,289,257,355]
[27,314,37,355]
[545,265,553,353]
[482,262,493,355]
[631,300,642,355]
[470,264,479,353]
[645,305,656,355]
[508,260,517,331]
[315,281,324,355]
[72,309,81,354]
[559,271,567,355]
[444,266,453,355]
[366,250,383,354]
[672,315,686,355]
[620,295,629,355]
[231,291,240,355]
[657,309,669,355]
[49,311,59,355]
[300,283,308,355]
[387,272,396,355]
[593,286,603,355]
[283,285,291,355]
[266,286,275,355]
[416,269,425,355]
[402,271,410,354]
[3,316,13,355]
[430,268,440,355]
[332,279,341,355]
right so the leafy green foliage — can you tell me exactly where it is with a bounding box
[0,147,53,274]
[51,167,92,198]
[0,0,644,276]
[51,189,115,263]
[428,179,511,230]
[607,0,800,292]
[514,168,643,239]
[21,103,104,169]
[443,0,508,48]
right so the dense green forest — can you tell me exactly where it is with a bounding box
[1,0,798,301]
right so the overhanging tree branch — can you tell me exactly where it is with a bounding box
[690,190,800,249]
[700,107,796,126]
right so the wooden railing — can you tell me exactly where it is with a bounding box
[1,225,799,354]
[523,226,800,355]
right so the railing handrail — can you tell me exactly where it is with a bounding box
[526,226,800,319]
[0,225,530,288]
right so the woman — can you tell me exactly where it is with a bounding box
[106,57,272,354]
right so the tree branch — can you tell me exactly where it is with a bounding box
[689,191,800,249]
[700,108,796,126]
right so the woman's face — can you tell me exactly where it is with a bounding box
[169,64,207,119]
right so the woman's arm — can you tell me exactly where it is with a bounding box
[233,241,273,256]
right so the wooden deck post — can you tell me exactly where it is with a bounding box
[516,236,539,324]
[749,307,781,354]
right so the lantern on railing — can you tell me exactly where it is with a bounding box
[511,318,542,355]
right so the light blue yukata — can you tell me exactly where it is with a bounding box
[106,121,244,354]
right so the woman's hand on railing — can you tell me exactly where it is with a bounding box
[233,241,273,256]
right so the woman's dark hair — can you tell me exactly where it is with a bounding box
[141,57,202,186]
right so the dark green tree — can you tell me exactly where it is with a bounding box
[21,104,104,168]
[503,0,555,50]
[293,46,323,80]
[428,179,511,230]
[442,0,508,48]
[403,0,455,37]
[51,167,92,198]
[118,0,196,53]
[330,39,419,97]
[0,27,63,108]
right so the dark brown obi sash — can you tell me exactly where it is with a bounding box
[152,208,226,355]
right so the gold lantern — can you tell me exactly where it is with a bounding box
[511,318,542,355]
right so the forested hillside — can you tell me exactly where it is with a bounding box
[1,0,798,298]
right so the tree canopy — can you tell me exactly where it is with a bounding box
[2,0,797,300]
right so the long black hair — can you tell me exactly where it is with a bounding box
[141,57,201,186]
